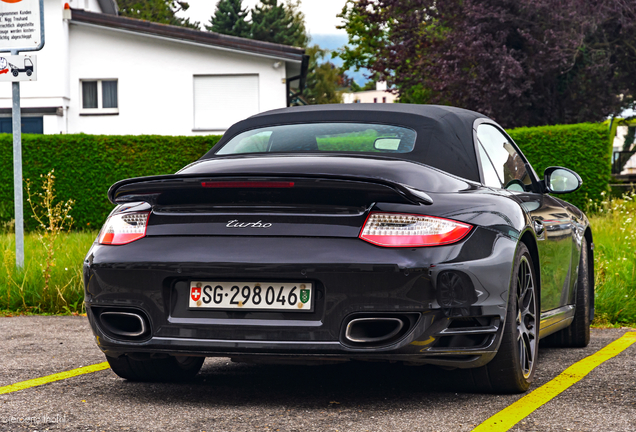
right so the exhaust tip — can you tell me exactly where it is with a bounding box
[99,311,148,338]
[345,317,405,344]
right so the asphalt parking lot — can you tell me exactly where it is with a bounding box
[0,316,634,432]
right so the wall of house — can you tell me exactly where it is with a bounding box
[67,24,288,135]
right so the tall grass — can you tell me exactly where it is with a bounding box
[0,168,86,315]
[588,192,636,325]
[0,232,96,314]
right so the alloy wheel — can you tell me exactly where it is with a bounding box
[516,256,537,379]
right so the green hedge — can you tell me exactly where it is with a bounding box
[0,123,611,231]
[0,134,221,230]
[507,123,611,210]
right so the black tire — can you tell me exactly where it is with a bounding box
[26,70,32,76]
[542,238,591,348]
[106,354,204,382]
[12,70,18,77]
[471,243,539,393]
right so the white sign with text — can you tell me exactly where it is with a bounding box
[0,0,43,52]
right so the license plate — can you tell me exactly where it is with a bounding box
[189,281,313,311]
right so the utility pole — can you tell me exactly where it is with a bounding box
[11,50,24,268]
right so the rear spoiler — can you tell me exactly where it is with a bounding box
[108,174,433,206]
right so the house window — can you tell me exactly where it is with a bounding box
[80,79,119,115]
[193,75,259,130]
[382,97,387,103]
[373,97,378,103]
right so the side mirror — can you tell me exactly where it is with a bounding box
[544,166,582,194]
[374,137,401,151]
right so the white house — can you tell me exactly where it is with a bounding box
[343,81,398,104]
[613,125,636,175]
[0,0,307,135]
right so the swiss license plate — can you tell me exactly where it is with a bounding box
[189,281,313,311]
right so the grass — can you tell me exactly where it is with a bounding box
[0,194,634,325]
[0,231,96,315]
[588,192,636,326]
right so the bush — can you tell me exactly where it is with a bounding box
[507,123,611,210]
[0,124,611,231]
[0,134,221,230]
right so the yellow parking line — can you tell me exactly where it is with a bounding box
[473,332,636,432]
[0,362,110,395]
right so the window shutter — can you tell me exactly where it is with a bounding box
[194,75,259,130]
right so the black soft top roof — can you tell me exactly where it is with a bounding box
[201,104,491,182]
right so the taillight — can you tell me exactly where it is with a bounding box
[98,212,150,245]
[359,213,472,247]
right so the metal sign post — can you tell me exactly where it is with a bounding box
[12,50,23,268]
[0,0,45,269]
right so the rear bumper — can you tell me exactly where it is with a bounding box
[84,228,516,368]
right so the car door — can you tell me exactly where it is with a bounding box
[474,123,574,313]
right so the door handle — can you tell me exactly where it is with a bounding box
[533,220,545,235]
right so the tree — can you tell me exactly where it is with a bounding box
[251,0,308,47]
[205,0,345,105]
[350,78,378,93]
[283,0,309,47]
[338,0,636,128]
[206,0,251,38]
[119,0,200,29]
[303,46,348,104]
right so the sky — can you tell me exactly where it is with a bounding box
[178,0,348,36]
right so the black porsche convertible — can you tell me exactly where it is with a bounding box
[84,104,593,393]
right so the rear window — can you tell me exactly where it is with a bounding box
[215,123,417,155]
